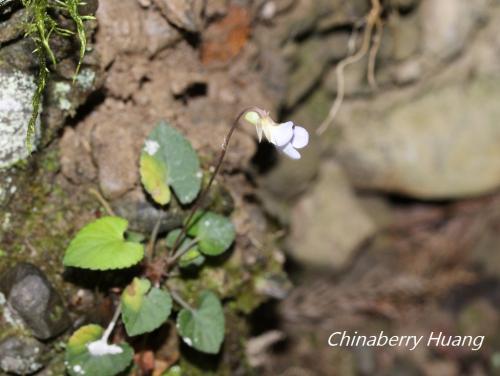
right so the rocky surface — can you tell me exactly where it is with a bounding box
[60,0,268,204]
[420,0,489,60]
[0,66,40,169]
[254,0,500,374]
[335,74,500,199]
[0,263,70,340]
[0,335,46,375]
[289,161,376,269]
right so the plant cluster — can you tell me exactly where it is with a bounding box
[61,108,309,375]
[62,122,235,375]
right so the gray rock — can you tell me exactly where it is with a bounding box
[386,12,421,62]
[0,0,18,16]
[323,55,367,97]
[0,8,28,44]
[391,58,424,85]
[286,32,352,107]
[114,182,234,234]
[0,263,71,340]
[277,0,358,41]
[0,66,41,169]
[336,74,500,199]
[0,38,39,71]
[91,109,143,200]
[289,161,376,269]
[420,0,490,60]
[392,0,420,11]
[0,335,46,375]
[143,7,182,57]
[114,189,184,234]
[96,0,178,67]
[153,0,204,33]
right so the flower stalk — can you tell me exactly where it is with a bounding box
[163,106,309,276]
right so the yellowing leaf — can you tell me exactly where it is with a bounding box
[143,122,201,205]
[121,278,172,336]
[122,277,151,313]
[140,153,171,205]
[65,324,134,376]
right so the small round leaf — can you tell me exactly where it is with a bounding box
[187,212,235,256]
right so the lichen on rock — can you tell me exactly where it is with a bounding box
[0,66,41,169]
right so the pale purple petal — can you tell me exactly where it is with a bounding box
[291,126,309,149]
[270,121,294,147]
[279,142,301,160]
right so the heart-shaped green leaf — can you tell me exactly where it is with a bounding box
[65,324,134,376]
[187,212,235,256]
[140,153,171,205]
[63,216,144,270]
[121,278,172,336]
[144,122,201,204]
[176,290,225,354]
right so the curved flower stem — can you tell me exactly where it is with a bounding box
[169,106,263,256]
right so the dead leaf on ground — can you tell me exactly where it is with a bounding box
[201,5,251,66]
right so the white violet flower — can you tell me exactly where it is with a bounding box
[244,110,309,160]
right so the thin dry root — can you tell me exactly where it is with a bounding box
[316,0,383,136]
[368,18,384,90]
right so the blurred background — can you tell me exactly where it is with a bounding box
[1,0,500,375]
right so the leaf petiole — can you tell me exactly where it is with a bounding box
[169,238,199,265]
[169,289,194,312]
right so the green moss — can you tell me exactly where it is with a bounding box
[40,146,60,172]
[48,304,64,322]
[20,0,95,150]
[0,143,99,296]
